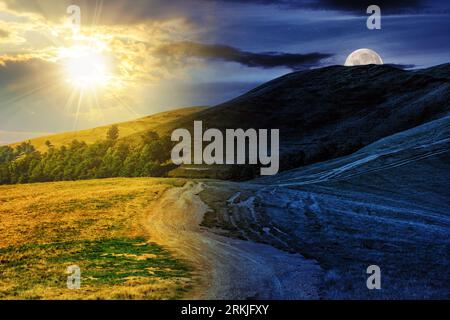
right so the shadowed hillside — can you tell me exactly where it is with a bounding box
[172,63,449,177]
[200,113,450,299]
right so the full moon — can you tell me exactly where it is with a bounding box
[345,49,383,66]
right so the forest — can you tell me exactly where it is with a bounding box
[0,126,175,185]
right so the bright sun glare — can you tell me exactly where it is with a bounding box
[59,45,111,90]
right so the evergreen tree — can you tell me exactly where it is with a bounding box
[0,131,176,185]
[0,146,15,164]
[107,125,119,141]
[15,141,35,156]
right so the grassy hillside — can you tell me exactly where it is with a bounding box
[10,107,206,152]
[0,178,196,300]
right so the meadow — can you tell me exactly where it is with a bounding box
[0,178,195,300]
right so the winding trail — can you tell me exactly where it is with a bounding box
[145,181,323,299]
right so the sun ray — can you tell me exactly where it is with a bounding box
[107,89,141,119]
[63,87,80,115]
[0,80,61,114]
[73,90,84,130]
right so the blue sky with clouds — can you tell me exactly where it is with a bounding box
[166,0,450,104]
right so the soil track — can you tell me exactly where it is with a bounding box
[145,181,323,299]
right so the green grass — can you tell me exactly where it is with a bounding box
[0,237,191,299]
[0,178,195,300]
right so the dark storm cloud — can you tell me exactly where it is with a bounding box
[0,59,41,85]
[0,58,60,93]
[156,42,332,70]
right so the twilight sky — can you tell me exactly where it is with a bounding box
[0,0,449,144]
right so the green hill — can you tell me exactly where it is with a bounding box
[10,106,206,152]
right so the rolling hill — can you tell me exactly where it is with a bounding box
[8,63,449,179]
[174,63,449,173]
[10,106,206,152]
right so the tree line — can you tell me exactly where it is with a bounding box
[0,126,175,185]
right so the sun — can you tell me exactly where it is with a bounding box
[59,45,111,90]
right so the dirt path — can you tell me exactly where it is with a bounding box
[145,181,323,299]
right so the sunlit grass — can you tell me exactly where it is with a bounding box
[0,178,192,300]
[9,107,205,152]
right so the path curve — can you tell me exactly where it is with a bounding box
[145,181,323,299]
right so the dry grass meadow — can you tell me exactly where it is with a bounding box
[0,178,196,300]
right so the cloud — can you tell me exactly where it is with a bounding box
[0,4,196,88]
[155,42,332,70]
[2,0,445,34]
[0,56,61,91]
[0,29,8,38]
[313,0,425,12]
[1,0,199,25]
[206,0,448,14]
